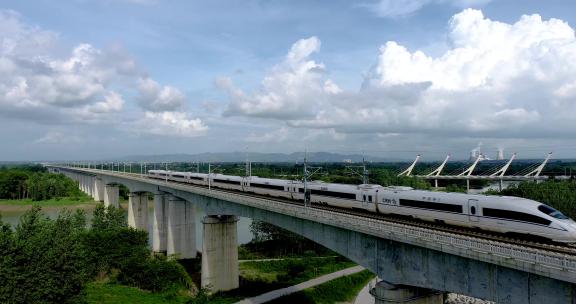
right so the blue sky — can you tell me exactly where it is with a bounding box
[1,0,576,161]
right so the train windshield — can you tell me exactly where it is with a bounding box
[538,204,569,220]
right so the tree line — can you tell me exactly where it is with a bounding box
[0,165,85,201]
[487,180,576,219]
[0,205,192,304]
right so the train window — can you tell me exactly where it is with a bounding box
[213,179,241,185]
[483,208,551,226]
[368,195,372,202]
[250,183,284,191]
[311,189,356,200]
[399,199,463,213]
[538,205,569,220]
[363,195,366,201]
[470,206,476,215]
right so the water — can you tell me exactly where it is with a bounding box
[0,203,255,251]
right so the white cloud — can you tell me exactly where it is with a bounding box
[224,9,576,140]
[34,131,83,144]
[0,12,130,120]
[362,0,492,18]
[246,127,290,143]
[136,111,208,137]
[137,78,186,112]
[0,10,206,138]
[223,36,341,119]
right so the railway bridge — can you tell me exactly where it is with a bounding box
[47,166,576,304]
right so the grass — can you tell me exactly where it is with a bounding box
[239,257,356,285]
[85,257,366,304]
[266,270,375,304]
[85,282,189,304]
[0,197,96,206]
[198,257,358,304]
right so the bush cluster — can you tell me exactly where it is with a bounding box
[0,204,192,304]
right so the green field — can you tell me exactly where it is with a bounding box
[240,257,356,285]
[0,197,96,206]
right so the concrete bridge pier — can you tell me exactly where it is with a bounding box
[79,175,85,193]
[152,192,168,254]
[93,178,104,202]
[166,196,196,259]
[370,281,444,304]
[104,184,119,208]
[201,215,239,293]
[87,176,94,198]
[128,192,149,231]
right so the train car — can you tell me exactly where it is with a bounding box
[148,169,170,180]
[244,176,292,199]
[210,174,244,191]
[147,169,576,243]
[374,187,576,242]
[187,172,208,186]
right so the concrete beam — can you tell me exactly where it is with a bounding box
[128,192,149,231]
[166,196,196,259]
[103,184,119,208]
[201,215,239,293]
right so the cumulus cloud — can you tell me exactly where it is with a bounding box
[0,12,130,121]
[137,78,186,112]
[362,0,492,18]
[223,36,341,119]
[224,9,576,140]
[136,111,208,137]
[0,10,207,138]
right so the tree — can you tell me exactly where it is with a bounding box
[0,207,90,304]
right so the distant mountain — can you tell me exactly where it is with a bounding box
[113,152,396,163]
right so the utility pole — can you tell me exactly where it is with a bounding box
[208,163,211,190]
[303,153,309,207]
[165,162,168,183]
[345,157,369,184]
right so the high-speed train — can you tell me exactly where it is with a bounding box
[148,170,576,243]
